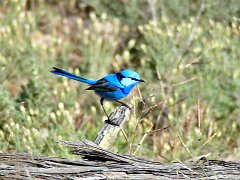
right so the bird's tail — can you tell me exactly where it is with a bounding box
[51,67,97,85]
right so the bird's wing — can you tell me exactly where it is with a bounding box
[85,79,119,92]
[102,74,125,88]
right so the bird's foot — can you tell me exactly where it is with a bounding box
[105,119,120,126]
[115,100,131,109]
[122,103,131,109]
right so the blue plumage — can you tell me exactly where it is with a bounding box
[51,67,144,119]
[51,67,97,85]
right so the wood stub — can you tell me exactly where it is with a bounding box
[93,106,131,149]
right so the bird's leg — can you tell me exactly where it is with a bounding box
[115,100,131,109]
[100,98,110,119]
[101,98,120,126]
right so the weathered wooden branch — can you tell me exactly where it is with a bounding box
[1,107,240,179]
[93,106,130,149]
[1,142,240,179]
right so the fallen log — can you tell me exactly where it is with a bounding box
[1,141,240,179]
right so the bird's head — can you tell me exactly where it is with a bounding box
[118,70,145,85]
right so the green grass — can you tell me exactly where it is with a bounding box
[0,0,239,162]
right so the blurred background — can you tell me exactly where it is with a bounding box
[0,0,239,162]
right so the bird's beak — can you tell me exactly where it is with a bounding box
[139,79,145,82]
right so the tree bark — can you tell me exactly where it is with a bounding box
[1,140,240,179]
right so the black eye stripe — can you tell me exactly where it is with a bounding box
[117,73,140,82]
[116,73,125,81]
[131,78,140,81]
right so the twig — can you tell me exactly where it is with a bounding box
[148,0,158,25]
[181,0,206,56]
[137,85,145,104]
[120,128,129,142]
[132,124,154,155]
[160,0,179,55]
[177,132,194,158]
[197,99,201,132]
[141,99,166,119]
[148,126,170,135]
[177,0,206,68]
[172,76,198,87]
[132,126,170,155]
[197,132,219,150]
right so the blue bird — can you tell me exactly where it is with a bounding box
[51,67,144,119]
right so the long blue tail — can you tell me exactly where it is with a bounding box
[51,67,97,85]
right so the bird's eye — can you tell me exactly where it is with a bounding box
[116,73,125,81]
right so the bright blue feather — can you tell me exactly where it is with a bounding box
[51,67,144,117]
[51,67,97,85]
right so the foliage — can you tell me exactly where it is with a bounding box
[0,0,239,162]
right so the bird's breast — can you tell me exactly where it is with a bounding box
[94,89,127,100]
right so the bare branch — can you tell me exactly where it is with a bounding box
[181,0,206,56]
